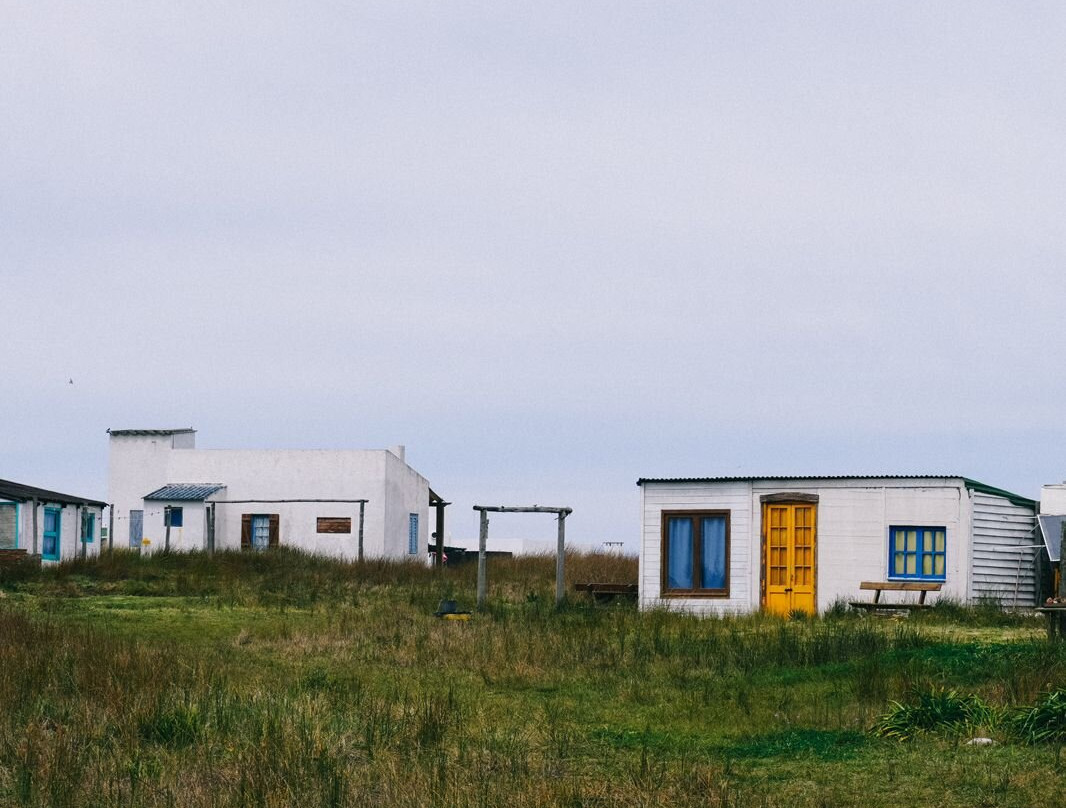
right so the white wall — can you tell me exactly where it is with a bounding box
[109,433,430,560]
[640,478,972,614]
[9,500,104,562]
[108,432,195,549]
[1041,484,1066,515]
[639,480,753,614]
[141,501,207,553]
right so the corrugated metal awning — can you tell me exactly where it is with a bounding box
[1038,515,1065,563]
[143,483,225,502]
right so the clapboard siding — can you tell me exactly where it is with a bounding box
[970,493,1038,607]
[641,482,752,613]
[639,477,1000,614]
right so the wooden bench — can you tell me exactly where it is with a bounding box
[849,581,942,612]
[575,582,638,603]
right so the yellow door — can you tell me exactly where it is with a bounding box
[763,503,816,616]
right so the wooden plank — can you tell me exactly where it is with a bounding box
[316,517,352,534]
[575,583,638,594]
[859,581,942,592]
[850,601,932,612]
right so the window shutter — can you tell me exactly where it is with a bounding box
[241,514,252,550]
[268,514,280,548]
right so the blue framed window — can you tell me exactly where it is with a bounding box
[42,506,61,561]
[408,513,419,554]
[81,511,95,544]
[661,511,729,596]
[889,526,946,580]
[165,507,183,528]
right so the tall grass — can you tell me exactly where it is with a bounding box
[0,550,1062,807]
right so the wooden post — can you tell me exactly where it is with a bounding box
[206,503,215,553]
[1059,523,1065,600]
[435,501,445,568]
[477,509,489,611]
[108,504,114,553]
[164,507,171,552]
[357,501,365,561]
[74,504,82,559]
[555,511,566,607]
[31,497,38,556]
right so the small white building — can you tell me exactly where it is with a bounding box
[107,428,435,559]
[0,478,106,562]
[638,475,1039,615]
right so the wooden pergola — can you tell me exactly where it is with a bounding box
[471,505,572,610]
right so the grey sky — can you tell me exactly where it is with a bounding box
[3,3,1065,550]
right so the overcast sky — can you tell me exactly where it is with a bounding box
[3,2,1065,550]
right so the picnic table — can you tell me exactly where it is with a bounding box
[1035,605,1066,641]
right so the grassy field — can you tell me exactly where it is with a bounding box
[0,549,1063,807]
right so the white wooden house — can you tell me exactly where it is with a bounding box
[107,428,436,560]
[0,478,106,563]
[638,475,1039,615]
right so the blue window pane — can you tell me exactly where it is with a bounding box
[889,526,946,581]
[701,516,727,589]
[667,517,693,589]
[167,508,183,528]
[251,515,270,550]
[408,514,419,554]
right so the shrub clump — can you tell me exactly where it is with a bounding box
[1010,689,1066,744]
[873,688,995,740]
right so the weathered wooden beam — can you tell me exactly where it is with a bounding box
[473,506,573,515]
[212,499,369,504]
[477,510,489,610]
[555,512,567,607]
[358,501,365,562]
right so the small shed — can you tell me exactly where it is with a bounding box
[0,478,107,562]
[637,475,1038,615]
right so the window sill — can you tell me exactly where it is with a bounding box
[660,590,731,599]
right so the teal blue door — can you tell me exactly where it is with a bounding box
[42,507,61,561]
[82,512,95,548]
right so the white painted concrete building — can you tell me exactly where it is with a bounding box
[0,478,106,563]
[638,475,1039,615]
[107,429,433,559]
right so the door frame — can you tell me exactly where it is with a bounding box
[42,505,62,561]
[759,493,819,614]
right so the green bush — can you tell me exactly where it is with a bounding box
[873,687,996,740]
[1010,689,1066,744]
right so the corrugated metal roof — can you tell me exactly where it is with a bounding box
[0,478,107,507]
[636,475,1036,509]
[637,474,961,485]
[108,428,196,436]
[143,483,225,501]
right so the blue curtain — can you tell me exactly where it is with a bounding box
[701,516,726,589]
[667,517,693,588]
